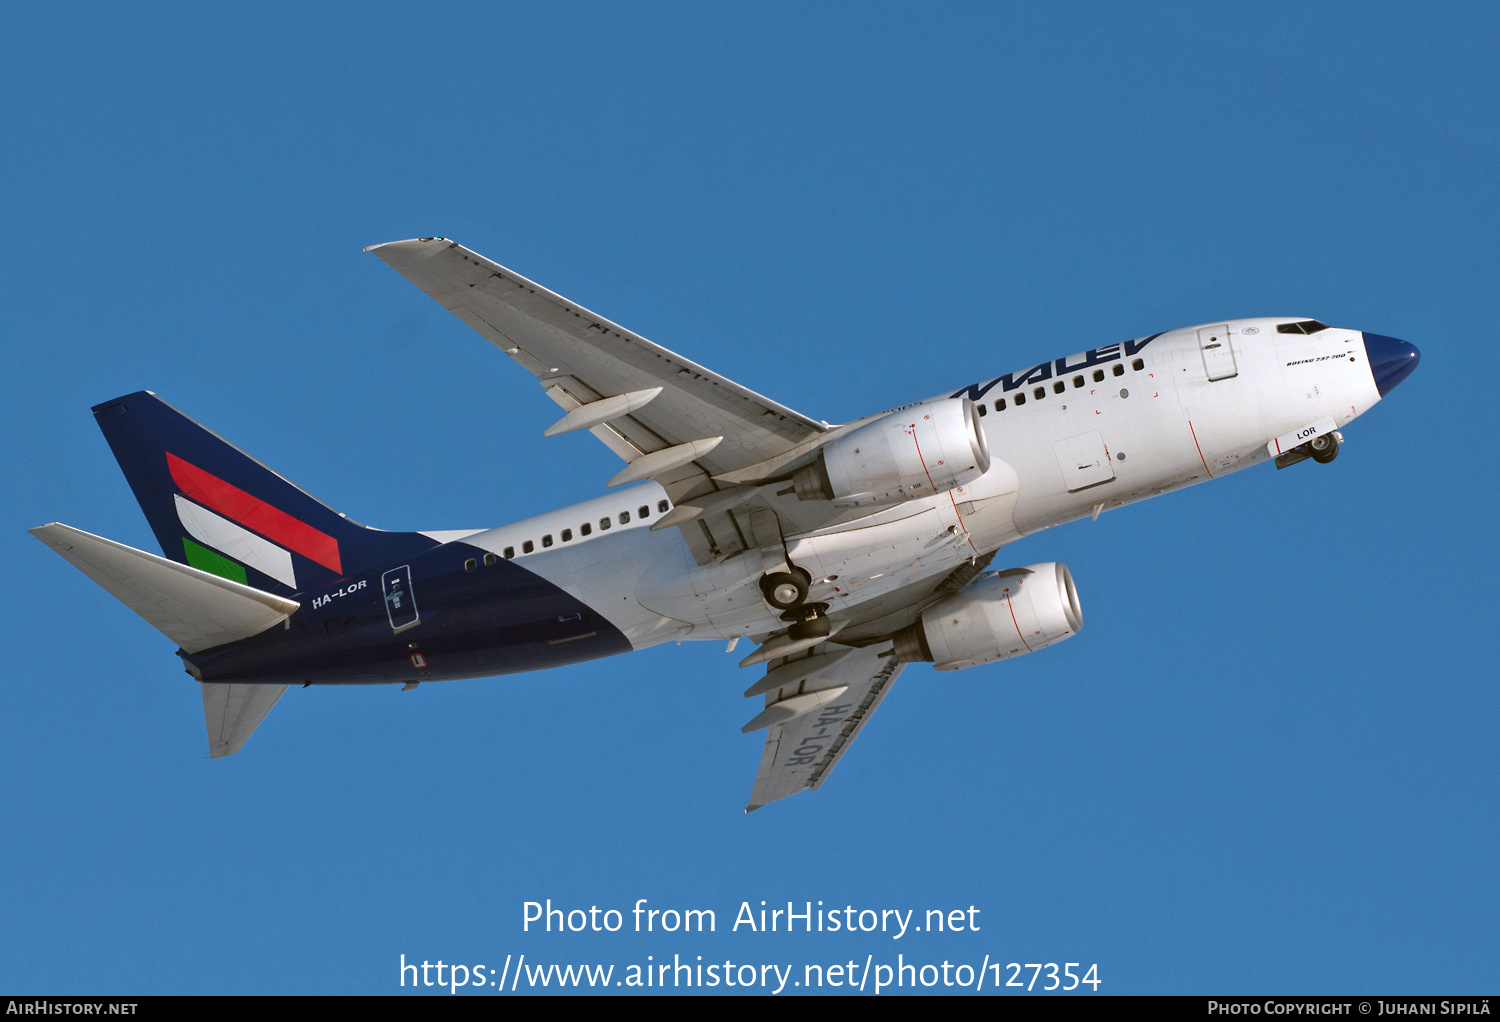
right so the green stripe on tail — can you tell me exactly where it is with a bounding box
[183,537,247,584]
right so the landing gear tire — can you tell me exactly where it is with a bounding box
[1310,434,1339,464]
[760,570,810,610]
[785,605,832,642]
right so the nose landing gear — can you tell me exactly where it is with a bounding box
[1309,433,1339,464]
[1275,430,1344,470]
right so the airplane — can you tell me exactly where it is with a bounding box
[30,238,1421,810]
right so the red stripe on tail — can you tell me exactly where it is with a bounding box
[167,452,342,574]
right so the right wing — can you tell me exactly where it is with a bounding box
[744,642,904,811]
[738,550,998,809]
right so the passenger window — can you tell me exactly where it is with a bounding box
[619,511,630,524]
[1033,386,1046,400]
[995,398,1006,411]
[464,558,476,572]
[658,500,670,513]
[1112,364,1125,376]
[1053,381,1065,394]
[503,546,515,559]
[599,517,611,531]
[638,505,650,519]
[1131,358,1144,371]
[483,553,496,567]
[542,534,553,548]
[522,540,534,554]
[1093,369,1105,382]
[561,529,573,542]
[977,403,987,416]
[1014,392,1026,406]
[581,522,592,536]
[1073,375,1084,388]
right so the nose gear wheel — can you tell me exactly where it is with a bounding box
[1310,433,1339,464]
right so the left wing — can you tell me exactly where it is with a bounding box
[743,642,904,811]
[368,239,922,564]
[366,239,829,496]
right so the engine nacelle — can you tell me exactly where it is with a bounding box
[792,397,990,508]
[892,563,1082,671]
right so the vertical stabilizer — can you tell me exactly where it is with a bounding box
[92,392,436,598]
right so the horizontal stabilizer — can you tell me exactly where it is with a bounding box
[30,523,300,653]
[201,682,286,758]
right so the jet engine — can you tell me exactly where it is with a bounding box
[791,397,990,508]
[891,562,1082,671]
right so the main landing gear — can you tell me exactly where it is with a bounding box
[759,565,832,640]
[759,567,810,610]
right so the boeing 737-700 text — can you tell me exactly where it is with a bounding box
[31,239,1420,809]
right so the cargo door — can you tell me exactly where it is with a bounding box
[1198,324,1238,381]
[1054,431,1115,492]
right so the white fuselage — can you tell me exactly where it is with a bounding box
[448,319,1380,647]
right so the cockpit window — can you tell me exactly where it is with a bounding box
[1277,320,1331,335]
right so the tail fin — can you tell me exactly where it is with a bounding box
[93,392,435,597]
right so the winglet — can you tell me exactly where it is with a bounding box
[363,237,447,253]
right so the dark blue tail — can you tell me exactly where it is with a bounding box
[93,391,437,598]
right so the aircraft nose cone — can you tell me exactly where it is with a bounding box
[1363,332,1421,396]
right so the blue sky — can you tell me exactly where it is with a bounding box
[3,3,1495,995]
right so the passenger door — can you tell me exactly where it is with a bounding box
[1197,324,1238,381]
